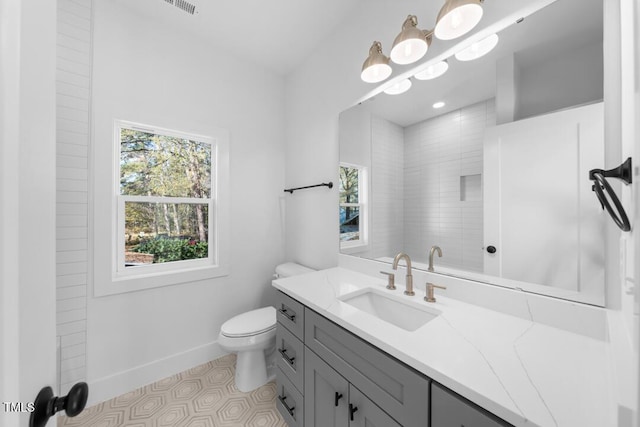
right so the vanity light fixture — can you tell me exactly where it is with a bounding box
[384,78,412,95]
[361,41,393,83]
[390,15,432,65]
[414,59,449,80]
[433,101,445,108]
[454,33,499,61]
[434,0,484,40]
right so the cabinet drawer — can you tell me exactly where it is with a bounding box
[276,366,305,427]
[276,322,304,393]
[276,291,305,340]
[305,308,430,426]
[431,382,512,427]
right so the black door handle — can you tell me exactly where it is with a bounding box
[334,392,343,407]
[349,403,358,421]
[30,382,88,427]
[486,245,496,254]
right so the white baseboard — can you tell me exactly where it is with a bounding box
[86,341,227,407]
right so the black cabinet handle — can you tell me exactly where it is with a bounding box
[278,395,295,416]
[349,403,358,421]
[334,392,343,407]
[486,245,496,254]
[278,348,296,366]
[278,308,296,321]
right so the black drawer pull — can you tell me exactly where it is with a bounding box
[278,395,295,416]
[278,308,296,321]
[334,392,343,407]
[278,348,296,366]
[349,403,358,421]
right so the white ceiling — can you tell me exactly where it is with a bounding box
[119,0,364,75]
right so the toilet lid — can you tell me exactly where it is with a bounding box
[220,306,276,338]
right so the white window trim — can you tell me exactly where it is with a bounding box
[339,162,369,253]
[92,120,230,296]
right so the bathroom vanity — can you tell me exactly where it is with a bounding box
[272,267,615,427]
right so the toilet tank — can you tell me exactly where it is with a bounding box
[274,262,314,278]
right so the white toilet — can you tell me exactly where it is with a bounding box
[218,262,314,392]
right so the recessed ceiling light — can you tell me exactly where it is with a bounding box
[455,33,499,61]
[433,101,445,109]
[384,79,412,95]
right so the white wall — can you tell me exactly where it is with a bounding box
[371,116,404,258]
[516,41,604,120]
[86,1,286,404]
[284,1,426,269]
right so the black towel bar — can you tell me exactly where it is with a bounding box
[284,182,333,194]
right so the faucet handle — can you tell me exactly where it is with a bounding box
[425,283,447,303]
[380,271,396,290]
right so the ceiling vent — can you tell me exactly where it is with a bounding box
[163,0,197,15]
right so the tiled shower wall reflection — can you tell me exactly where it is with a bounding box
[403,100,496,271]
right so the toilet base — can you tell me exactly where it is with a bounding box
[235,349,272,392]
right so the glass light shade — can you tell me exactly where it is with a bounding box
[384,79,412,95]
[390,16,430,65]
[454,33,499,61]
[414,60,449,80]
[434,0,483,40]
[361,41,392,83]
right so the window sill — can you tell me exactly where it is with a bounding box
[93,263,229,297]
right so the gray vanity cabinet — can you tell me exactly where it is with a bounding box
[304,347,401,427]
[274,291,513,427]
[431,383,511,427]
[304,348,349,427]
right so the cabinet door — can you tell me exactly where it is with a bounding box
[431,383,512,427]
[348,385,401,427]
[304,347,349,427]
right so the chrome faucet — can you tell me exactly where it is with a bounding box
[392,252,414,296]
[428,246,442,272]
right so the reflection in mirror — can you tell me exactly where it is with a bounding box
[339,0,605,305]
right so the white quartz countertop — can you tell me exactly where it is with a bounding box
[272,267,616,427]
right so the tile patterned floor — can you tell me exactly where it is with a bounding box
[58,354,287,427]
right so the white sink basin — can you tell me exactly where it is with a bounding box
[340,288,440,332]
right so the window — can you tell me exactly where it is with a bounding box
[117,123,214,275]
[339,163,367,249]
[93,120,230,296]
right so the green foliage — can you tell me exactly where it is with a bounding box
[133,238,208,263]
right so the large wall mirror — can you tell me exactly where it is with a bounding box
[339,0,605,305]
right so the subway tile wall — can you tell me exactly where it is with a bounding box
[56,0,92,395]
[403,100,495,270]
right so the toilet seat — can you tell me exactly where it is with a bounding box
[220,306,276,338]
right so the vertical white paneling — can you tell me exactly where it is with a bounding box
[56,0,91,394]
[403,100,494,270]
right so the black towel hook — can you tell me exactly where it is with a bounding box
[589,157,632,232]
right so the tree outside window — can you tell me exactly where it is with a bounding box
[117,124,214,269]
[339,164,366,248]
